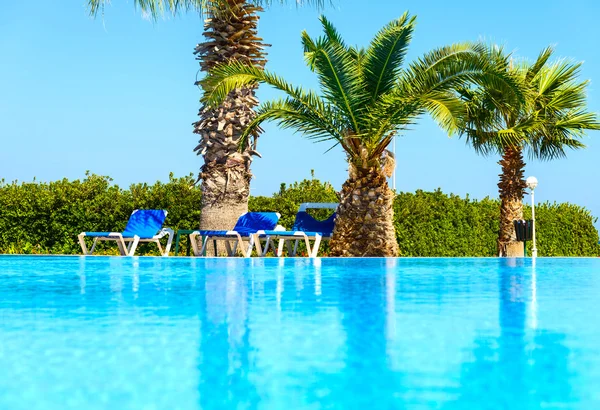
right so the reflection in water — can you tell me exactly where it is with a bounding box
[499,258,529,406]
[109,257,124,294]
[276,261,284,312]
[190,258,577,410]
[77,258,86,295]
[8,256,597,409]
[194,259,402,409]
[132,260,139,297]
[449,259,572,409]
[529,257,538,330]
[333,259,401,409]
[197,260,258,410]
[314,258,322,296]
[385,259,397,351]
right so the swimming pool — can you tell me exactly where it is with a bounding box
[0,256,599,409]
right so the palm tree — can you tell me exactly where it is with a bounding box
[201,14,518,256]
[457,46,600,257]
[88,0,326,254]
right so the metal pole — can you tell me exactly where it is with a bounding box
[392,136,396,191]
[531,189,538,258]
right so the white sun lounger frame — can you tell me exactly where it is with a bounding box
[78,228,174,257]
[188,212,281,258]
[189,231,258,257]
[254,202,338,258]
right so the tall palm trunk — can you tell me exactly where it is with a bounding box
[497,146,527,257]
[193,0,267,254]
[330,166,399,257]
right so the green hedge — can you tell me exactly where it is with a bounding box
[249,176,339,230]
[394,189,600,256]
[0,173,597,256]
[0,173,202,255]
[394,190,500,256]
[523,202,600,257]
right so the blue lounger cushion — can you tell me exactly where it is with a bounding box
[194,212,280,237]
[292,211,336,236]
[263,211,335,236]
[254,210,336,257]
[257,211,336,237]
[84,232,119,237]
[78,209,173,257]
[84,210,167,239]
[189,212,280,257]
[122,210,167,238]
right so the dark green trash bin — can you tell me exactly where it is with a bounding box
[514,219,533,256]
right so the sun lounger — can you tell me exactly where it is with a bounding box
[78,209,174,257]
[189,212,280,257]
[254,203,337,257]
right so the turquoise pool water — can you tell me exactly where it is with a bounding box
[0,256,599,409]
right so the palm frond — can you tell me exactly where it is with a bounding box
[370,43,520,139]
[420,91,466,135]
[202,61,321,111]
[362,12,415,101]
[255,0,331,8]
[201,61,355,150]
[457,44,598,162]
[525,46,554,82]
[462,129,504,156]
[318,15,346,48]
[401,42,523,105]
[541,80,588,112]
[553,110,600,131]
[462,127,524,157]
[401,43,481,94]
[89,0,329,18]
[88,0,206,19]
[459,85,507,131]
[300,18,368,133]
[528,123,588,160]
[535,59,582,97]
[237,98,352,154]
[366,93,421,143]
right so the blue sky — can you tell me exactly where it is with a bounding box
[1,0,599,223]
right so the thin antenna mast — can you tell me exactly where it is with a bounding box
[392,136,396,190]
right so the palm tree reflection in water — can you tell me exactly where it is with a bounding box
[448,258,572,409]
[195,259,401,409]
[192,258,573,409]
[337,259,402,408]
[197,259,259,410]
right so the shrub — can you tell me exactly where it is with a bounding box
[394,189,600,257]
[249,172,339,229]
[394,189,500,256]
[525,202,600,256]
[0,173,201,255]
[0,173,597,256]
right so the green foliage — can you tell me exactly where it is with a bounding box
[458,45,600,158]
[88,0,329,20]
[394,189,500,256]
[0,173,201,255]
[394,189,600,257]
[203,16,517,166]
[248,172,339,256]
[249,172,338,229]
[523,202,600,256]
[0,174,597,256]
